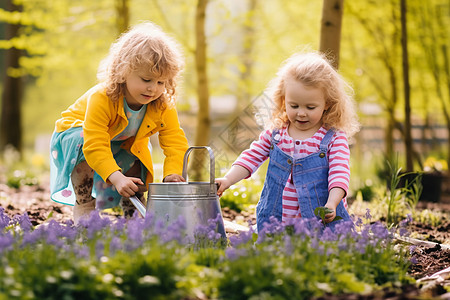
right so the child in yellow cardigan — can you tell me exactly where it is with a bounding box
[50,22,189,224]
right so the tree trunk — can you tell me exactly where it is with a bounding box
[0,0,23,155]
[442,44,450,171]
[435,1,450,172]
[237,0,257,109]
[400,0,413,172]
[386,63,398,162]
[227,0,258,153]
[190,0,210,180]
[115,0,130,34]
[319,0,344,69]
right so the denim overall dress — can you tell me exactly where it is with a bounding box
[256,129,352,231]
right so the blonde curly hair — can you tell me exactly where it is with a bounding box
[267,51,360,138]
[97,21,184,110]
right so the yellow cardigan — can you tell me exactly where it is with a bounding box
[55,84,189,185]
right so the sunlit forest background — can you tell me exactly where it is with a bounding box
[0,0,449,196]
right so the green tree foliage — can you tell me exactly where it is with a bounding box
[343,0,449,171]
[0,0,447,174]
[409,0,450,169]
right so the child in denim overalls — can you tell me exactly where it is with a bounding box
[216,52,360,232]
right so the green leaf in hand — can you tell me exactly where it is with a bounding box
[314,206,331,221]
[314,206,343,224]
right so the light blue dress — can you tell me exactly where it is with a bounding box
[50,98,149,210]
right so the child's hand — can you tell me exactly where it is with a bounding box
[163,174,186,182]
[215,177,232,197]
[108,171,144,198]
[323,203,337,224]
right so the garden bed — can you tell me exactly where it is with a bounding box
[1,180,449,299]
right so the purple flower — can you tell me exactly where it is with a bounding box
[370,222,390,240]
[321,227,337,242]
[194,213,225,245]
[293,219,311,237]
[399,214,412,229]
[337,236,349,251]
[406,214,412,223]
[161,215,188,244]
[355,242,366,254]
[326,246,335,256]
[109,236,123,255]
[261,216,284,235]
[152,218,166,237]
[0,232,14,253]
[13,213,33,232]
[364,208,372,221]
[284,235,293,255]
[79,211,112,238]
[310,238,324,255]
[74,245,90,259]
[229,227,254,247]
[112,217,127,233]
[399,227,409,237]
[225,247,248,261]
[357,227,370,248]
[22,230,42,245]
[142,212,155,231]
[95,240,105,258]
[126,220,144,250]
[0,207,11,230]
[410,256,418,264]
[46,231,64,248]
[334,221,355,237]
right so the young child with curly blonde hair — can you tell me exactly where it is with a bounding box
[216,51,360,231]
[50,22,189,224]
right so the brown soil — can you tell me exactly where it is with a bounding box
[1,179,449,299]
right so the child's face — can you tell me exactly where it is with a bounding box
[284,77,327,137]
[124,69,166,110]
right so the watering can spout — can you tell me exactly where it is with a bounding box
[129,196,147,217]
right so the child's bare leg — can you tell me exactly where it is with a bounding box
[120,161,146,218]
[71,160,95,224]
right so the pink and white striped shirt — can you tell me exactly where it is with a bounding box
[234,126,350,223]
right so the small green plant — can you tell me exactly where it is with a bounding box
[384,159,422,225]
[404,174,423,216]
[6,170,39,189]
[1,147,46,189]
[314,207,343,225]
[413,209,446,227]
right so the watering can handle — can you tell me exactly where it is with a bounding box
[182,146,215,184]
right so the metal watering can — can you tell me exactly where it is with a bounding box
[129,146,226,241]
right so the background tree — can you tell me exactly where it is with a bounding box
[320,0,344,69]
[345,1,408,166]
[115,0,130,34]
[400,0,413,172]
[411,0,450,169]
[0,0,448,188]
[0,0,23,155]
[189,0,210,180]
